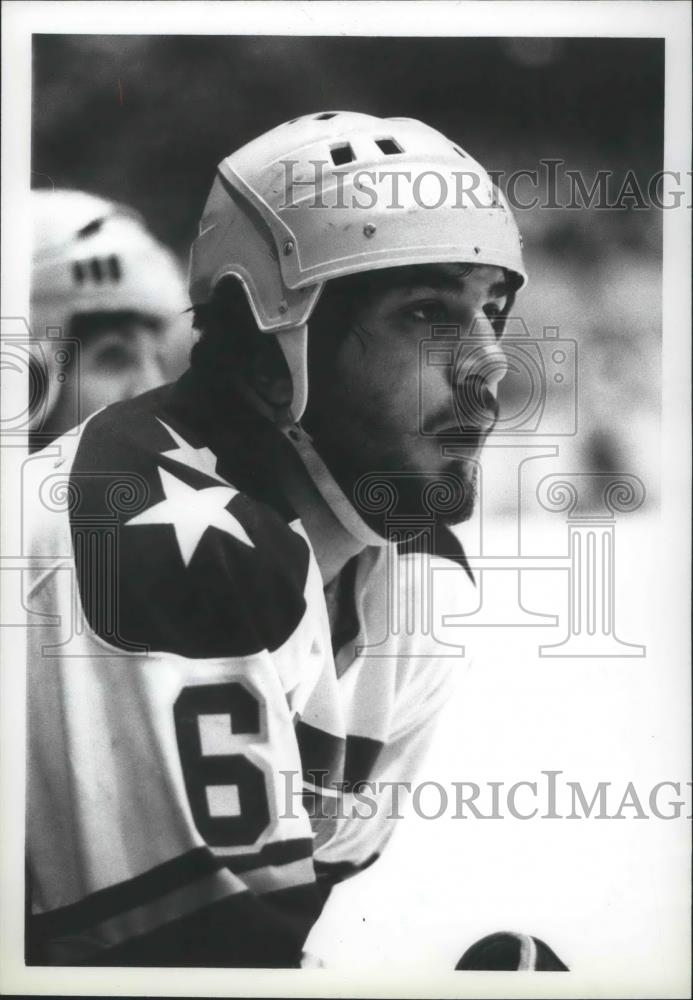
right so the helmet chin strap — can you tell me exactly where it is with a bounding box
[280,423,390,550]
[257,323,389,549]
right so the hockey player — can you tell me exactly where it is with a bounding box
[29,189,190,451]
[25,113,547,968]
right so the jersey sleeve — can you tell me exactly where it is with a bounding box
[25,406,334,966]
[307,549,465,890]
[311,654,456,886]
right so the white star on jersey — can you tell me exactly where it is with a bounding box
[126,467,254,566]
[157,419,227,484]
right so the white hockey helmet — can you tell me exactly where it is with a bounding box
[30,189,189,426]
[189,111,527,421]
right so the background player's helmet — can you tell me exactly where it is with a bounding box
[189,111,527,421]
[30,189,189,428]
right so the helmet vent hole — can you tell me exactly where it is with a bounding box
[315,112,338,120]
[108,255,122,281]
[89,258,104,283]
[330,142,356,166]
[453,146,467,158]
[77,217,104,238]
[72,262,85,285]
[375,138,403,155]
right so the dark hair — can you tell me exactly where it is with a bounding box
[191,277,260,379]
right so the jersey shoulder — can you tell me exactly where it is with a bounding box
[66,391,312,658]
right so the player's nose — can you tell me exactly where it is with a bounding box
[479,343,509,396]
[455,315,509,394]
[454,372,500,430]
[450,316,508,430]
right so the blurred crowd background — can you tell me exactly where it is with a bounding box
[32,35,663,508]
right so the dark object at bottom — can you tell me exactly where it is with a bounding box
[456,931,569,971]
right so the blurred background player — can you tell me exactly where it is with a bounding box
[29,188,191,451]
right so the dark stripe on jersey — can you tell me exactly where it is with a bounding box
[295,719,345,789]
[313,852,380,905]
[314,851,380,884]
[32,838,313,938]
[328,555,361,660]
[343,734,384,793]
[217,837,313,874]
[30,881,323,968]
[302,788,343,822]
[294,725,383,795]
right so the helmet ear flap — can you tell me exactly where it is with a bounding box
[274,325,308,422]
[191,269,315,423]
[190,169,320,333]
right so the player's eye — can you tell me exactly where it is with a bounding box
[404,300,448,324]
[92,344,135,372]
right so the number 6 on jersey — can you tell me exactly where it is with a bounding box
[174,681,273,848]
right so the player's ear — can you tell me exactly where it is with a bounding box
[249,335,293,409]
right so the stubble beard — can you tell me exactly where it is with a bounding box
[305,413,482,533]
[428,457,479,527]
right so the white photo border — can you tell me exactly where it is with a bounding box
[1,1,690,997]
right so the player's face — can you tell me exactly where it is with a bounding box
[305,263,511,526]
[49,315,174,434]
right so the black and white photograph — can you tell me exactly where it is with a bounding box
[1,1,691,997]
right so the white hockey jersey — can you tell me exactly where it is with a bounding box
[25,370,474,966]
